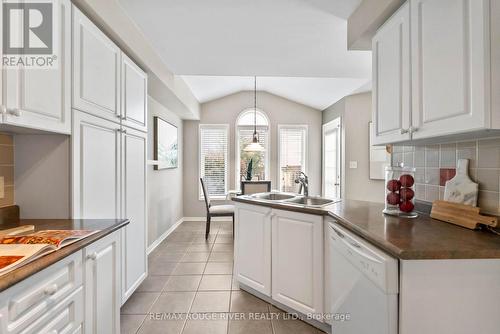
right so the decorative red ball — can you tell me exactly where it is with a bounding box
[399,174,415,187]
[386,179,401,192]
[399,200,415,213]
[386,192,401,205]
[400,188,415,201]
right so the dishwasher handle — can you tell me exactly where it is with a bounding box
[330,225,382,264]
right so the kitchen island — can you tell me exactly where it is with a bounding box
[232,196,500,334]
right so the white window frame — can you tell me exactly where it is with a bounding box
[322,117,342,199]
[235,109,270,190]
[199,124,229,200]
[277,124,308,193]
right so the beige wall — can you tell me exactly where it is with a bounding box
[323,92,385,203]
[183,91,323,218]
[147,97,184,247]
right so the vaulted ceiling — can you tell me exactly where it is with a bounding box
[119,0,371,110]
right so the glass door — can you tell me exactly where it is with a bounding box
[322,118,341,199]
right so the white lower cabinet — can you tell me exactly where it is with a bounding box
[271,209,324,317]
[234,203,272,296]
[234,203,324,319]
[0,251,84,334]
[84,231,121,334]
[120,127,147,303]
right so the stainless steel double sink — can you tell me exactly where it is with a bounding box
[250,192,338,208]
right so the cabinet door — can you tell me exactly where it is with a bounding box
[2,0,71,134]
[84,231,121,334]
[121,54,147,132]
[411,0,490,139]
[271,209,323,316]
[121,127,147,303]
[372,2,411,145]
[72,111,121,219]
[234,203,272,296]
[72,5,121,122]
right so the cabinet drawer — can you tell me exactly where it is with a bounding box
[0,251,83,333]
[17,286,83,334]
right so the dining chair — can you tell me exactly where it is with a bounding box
[240,181,271,195]
[200,178,235,239]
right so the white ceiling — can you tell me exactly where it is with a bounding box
[182,76,371,110]
[119,0,371,111]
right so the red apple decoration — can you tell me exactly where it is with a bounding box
[386,179,401,192]
[400,174,415,187]
[400,188,415,201]
[386,192,401,205]
[399,200,414,213]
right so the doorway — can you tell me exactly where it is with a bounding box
[322,118,342,199]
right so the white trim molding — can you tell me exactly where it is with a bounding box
[147,218,184,254]
[183,216,233,222]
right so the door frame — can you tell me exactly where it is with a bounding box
[322,117,343,199]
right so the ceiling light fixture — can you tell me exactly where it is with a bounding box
[243,76,266,152]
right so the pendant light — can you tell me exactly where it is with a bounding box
[243,76,266,152]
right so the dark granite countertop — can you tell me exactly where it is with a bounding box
[0,218,129,292]
[233,197,500,260]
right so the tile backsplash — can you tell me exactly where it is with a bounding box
[392,137,500,215]
[0,133,14,208]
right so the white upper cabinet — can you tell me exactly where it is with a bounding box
[372,1,411,145]
[1,0,71,134]
[372,0,498,145]
[410,0,490,139]
[121,54,147,132]
[73,5,121,122]
[121,127,147,303]
[72,111,121,219]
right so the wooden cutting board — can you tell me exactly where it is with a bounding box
[431,200,497,230]
[443,159,478,206]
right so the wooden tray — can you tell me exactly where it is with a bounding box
[431,200,497,230]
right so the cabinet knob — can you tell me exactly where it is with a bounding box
[122,129,127,134]
[87,252,97,260]
[7,108,21,116]
[400,128,409,134]
[409,126,419,134]
[44,283,58,296]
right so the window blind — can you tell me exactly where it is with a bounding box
[199,125,228,199]
[279,126,307,193]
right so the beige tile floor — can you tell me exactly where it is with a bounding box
[121,221,325,334]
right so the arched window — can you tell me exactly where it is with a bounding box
[236,109,270,188]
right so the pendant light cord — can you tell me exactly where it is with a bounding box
[254,76,257,135]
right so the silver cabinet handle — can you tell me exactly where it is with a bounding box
[122,129,127,134]
[409,126,418,134]
[400,128,409,134]
[87,252,97,260]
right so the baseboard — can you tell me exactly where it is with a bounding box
[147,217,184,254]
[183,216,233,222]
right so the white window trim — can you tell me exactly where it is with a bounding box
[235,109,271,190]
[322,117,343,199]
[199,124,229,201]
[277,124,308,193]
